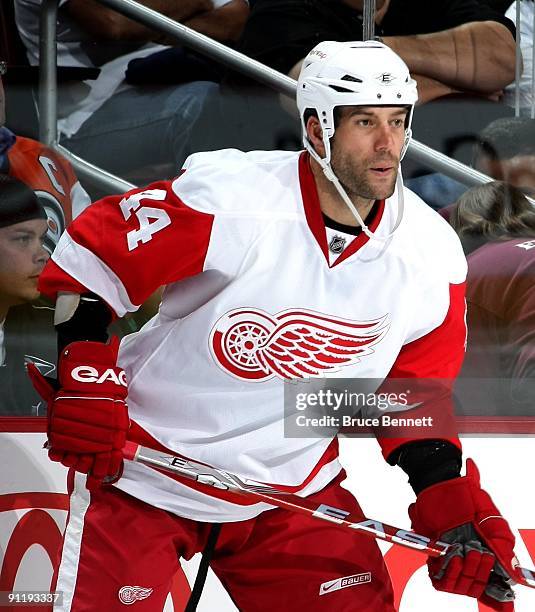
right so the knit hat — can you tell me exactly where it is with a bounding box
[0,174,46,228]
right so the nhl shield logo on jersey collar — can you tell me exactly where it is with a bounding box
[329,235,346,254]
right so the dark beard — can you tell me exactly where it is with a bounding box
[331,150,398,201]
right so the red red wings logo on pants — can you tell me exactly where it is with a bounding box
[118,586,154,605]
[209,308,390,381]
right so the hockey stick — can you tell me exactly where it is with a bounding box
[123,441,535,589]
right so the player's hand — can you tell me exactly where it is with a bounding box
[27,337,129,490]
[409,459,518,610]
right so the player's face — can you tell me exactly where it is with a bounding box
[330,106,408,201]
[0,219,49,306]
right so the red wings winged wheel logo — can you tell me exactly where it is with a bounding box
[209,308,390,381]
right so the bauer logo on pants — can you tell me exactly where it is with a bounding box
[319,572,372,595]
[118,586,153,605]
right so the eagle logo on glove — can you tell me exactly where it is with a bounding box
[209,308,389,381]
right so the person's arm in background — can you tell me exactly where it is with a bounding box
[288,0,516,102]
[65,0,211,40]
[408,73,462,105]
[65,0,249,43]
[288,24,514,105]
[183,0,249,42]
[383,21,516,96]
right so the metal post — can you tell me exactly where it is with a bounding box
[56,145,135,194]
[362,0,376,41]
[39,0,138,192]
[39,0,59,145]
[514,0,522,117]
[408,140,491,187]
[531,0,535,119]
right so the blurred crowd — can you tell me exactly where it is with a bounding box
[1,0,534,420]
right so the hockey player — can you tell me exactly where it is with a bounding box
[29,42,518,611]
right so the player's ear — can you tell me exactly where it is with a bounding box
[306,115,326,158]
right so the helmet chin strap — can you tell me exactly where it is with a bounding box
[307,135,406,243]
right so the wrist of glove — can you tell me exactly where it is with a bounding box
[28,337,129,490]
[409,459,518,610]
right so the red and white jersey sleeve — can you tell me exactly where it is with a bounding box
[375,198,467,460]
[39,178,219,316]
[40,149,298,314]
[377,281,466,460]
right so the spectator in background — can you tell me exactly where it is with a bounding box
[474,116,535,196]
[449,181,535,416]
[0,61,94,416]
[406,115,535,212]
[0,176,51,416]
[14,0,249,184]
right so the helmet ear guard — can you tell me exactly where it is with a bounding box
[296,40,418,242]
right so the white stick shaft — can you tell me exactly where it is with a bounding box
[123,442,535,589]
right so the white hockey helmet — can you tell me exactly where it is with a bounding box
[296,41,418,243]
[297,40,418,165]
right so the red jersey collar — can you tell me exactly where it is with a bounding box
[298,152,385,267]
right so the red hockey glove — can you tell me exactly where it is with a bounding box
[409,459,518,610]
[27,337,129,490]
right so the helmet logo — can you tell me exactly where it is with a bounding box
[377,73,396,84]
[309,48,327,60]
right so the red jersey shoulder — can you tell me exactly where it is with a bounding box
[43,181,215,310]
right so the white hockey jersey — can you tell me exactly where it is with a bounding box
[43,149,467,522]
